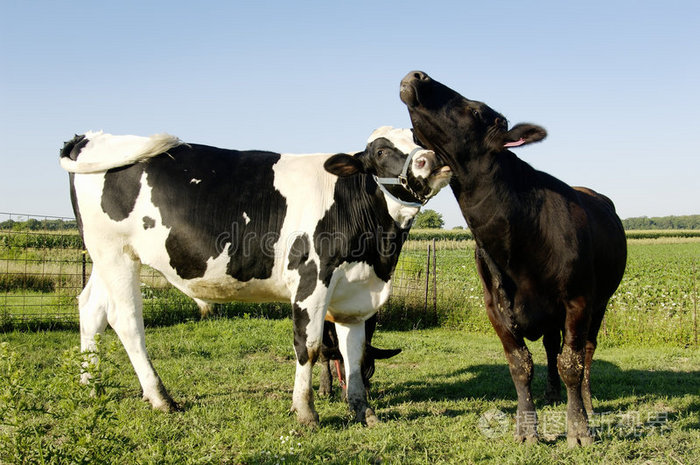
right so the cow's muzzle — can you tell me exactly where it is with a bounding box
[400,70,431,107]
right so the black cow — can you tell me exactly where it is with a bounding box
[400,71,627,446]
[60,126,451,427]
[318,315,401,398]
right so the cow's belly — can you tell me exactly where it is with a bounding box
[327,262,391,324]
[181,277,291,303]
[140,241,292,304]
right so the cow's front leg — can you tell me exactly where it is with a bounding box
[505,342,537,442]
[318,321,339,398]
[335,321,379,426]
[318,356,333,397]
[484,300,537,441]
[290,303,323,427]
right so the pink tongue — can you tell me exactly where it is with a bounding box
[504,138,526,148]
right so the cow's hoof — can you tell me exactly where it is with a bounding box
[291,406,319,428]
[514,434,538,445]
[364,408,380,427]
[298,415,319,429]
[318,386,332,398]
[567,434,594,447]
[144,395,179,413]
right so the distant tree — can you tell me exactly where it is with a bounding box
[622,214,700,230]
[25,219,41,230]
[0,219,15,230]
[414,209,444,229]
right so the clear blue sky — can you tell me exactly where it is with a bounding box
[1,1,698,227]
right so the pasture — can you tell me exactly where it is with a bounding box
[1,234,699,463]
[2,320,698,464]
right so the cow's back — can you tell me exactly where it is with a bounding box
[71,143,293,301]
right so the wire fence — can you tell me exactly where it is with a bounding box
[0,212,443,329]
[3,212,697,346]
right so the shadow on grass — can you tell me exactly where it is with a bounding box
[379,360,700,426]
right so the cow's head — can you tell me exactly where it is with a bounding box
[399,71,547,168]
[324,127,452,206]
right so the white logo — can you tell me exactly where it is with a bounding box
[477,409,510,438]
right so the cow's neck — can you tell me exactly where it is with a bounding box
[315,174,411,285]
[449,150,525,265]
[382,193,421,229]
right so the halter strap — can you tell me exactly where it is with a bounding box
[373,180,424,208]
[372,147,429,207]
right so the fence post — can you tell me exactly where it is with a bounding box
[693,260,697,346]
[432,238,437,323]
[82,250,87,289]
[424,242,431,313]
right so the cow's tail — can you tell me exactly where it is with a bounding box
[59,131,184,173]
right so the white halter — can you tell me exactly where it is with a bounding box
[372,147,427,208]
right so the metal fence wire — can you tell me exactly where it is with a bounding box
[0,214,85,325]
[384,242,438,326]
[0,213,440,328]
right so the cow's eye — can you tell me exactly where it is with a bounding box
[377,149,385,157]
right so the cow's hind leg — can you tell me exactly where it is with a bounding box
[97,257,177,412]
[78,273,109,384]
[543,330,562,404]
[335,321,379,426]
[582,341,596,417]
[559,296,594,446]
[582,300,606,417]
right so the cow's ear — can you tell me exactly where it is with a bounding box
[324,154,365,177]
[502,123,547,148]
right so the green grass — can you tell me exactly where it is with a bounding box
[1,319,698,464]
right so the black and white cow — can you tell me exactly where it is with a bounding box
[60,127,451,426]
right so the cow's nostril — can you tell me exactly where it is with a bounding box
[416,159,426,169]
[413,71,429,81]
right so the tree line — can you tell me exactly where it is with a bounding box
[621,215,700,230]
[0,218,78,231]
[413,211,700,230]
[2,213,699,231]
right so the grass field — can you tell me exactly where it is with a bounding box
[1,233,699,463]
[411,238,699,346]
[2,319,699,464]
